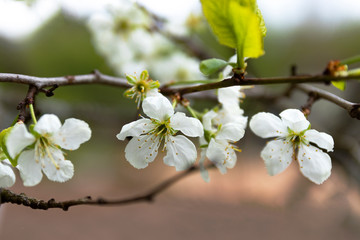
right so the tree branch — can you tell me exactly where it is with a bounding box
[0,164,213,211]
[295,84,360,119]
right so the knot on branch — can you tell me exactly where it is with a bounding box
[232,73,245,85]
[302,91,319,117]
[349,104,360,120]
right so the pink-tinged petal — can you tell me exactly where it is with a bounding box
[0,160,16,188]
[125,134,160,169]
[298,144,331,184]
[34,114,62,135]
[17,150,43,187]
[117,118,154,140]
[6,122,35,159]
[142,95,174,121]
[304,129,334,152]
[163,135,197,171]
[206,139,237,174]
[170,112,203,137]
[216,122,245,142]
[52,118,91,150]
[249,112,287,138]
[260,139,294,176]
[280,109,310,132]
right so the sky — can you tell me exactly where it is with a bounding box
[0,0,360,39]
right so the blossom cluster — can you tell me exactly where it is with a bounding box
[87,0,203,83]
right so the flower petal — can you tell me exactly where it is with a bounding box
[260,139,294,176]
[34,114,62,135]
[125,134,160,169]
[199,149,210,182]
[163,135,197,171]
[142,95,174,121]
[40,147,74,182]
[206,139,237,174]
[170,112,203,137]
[218,86,241,108]
[202,110,217,131]
[249,112,287,138]
[17,150,43,187]
[52,118,92,150]
[280,109,310,132]
[6,122,36,159]
[117,118,154,140]
[298,144,331,184]
[304,129,334,152]
[0,160,16,188]
[216,122,245,142]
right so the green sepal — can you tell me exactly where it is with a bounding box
[200,58,229,76]
[0,126,18,166]
[125,74,137,85]
[140,70,149,81]
[332,81,346,91]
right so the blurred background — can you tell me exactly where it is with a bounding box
[0,0,360,239]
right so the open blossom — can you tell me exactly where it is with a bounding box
[249,109,334,184]
[117,94,203,170]
[202,109,247,175]
[6,115,91,187]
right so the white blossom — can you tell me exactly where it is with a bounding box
[249,109,334,184]
[6,115,91,187]
[117,94,203,170]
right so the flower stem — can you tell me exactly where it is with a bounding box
[186,105,198,119]
[29,104,37,124]
[340,55,360,65]
[172,99,177,109]
[347,68,360,76]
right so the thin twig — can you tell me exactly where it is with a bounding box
[295,84,360,119]
[0,164,214,211]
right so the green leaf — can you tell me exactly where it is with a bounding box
[332,81,346,91]
[201,0,265,66]
[200,58,229,75]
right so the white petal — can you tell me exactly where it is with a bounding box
[304,129,334,152]
[298,144,332,184]
[218,86,241,108]
[260,139,294,176]
[146,88,161,98]
[51,118,91,150]
[17,150,43,187]
[202,110,217,131]
[6,122,35,159]
[170,112,203,137]
[163,135,197,171]
[199,149,210,182]
[117,118,154,140]
[280,109,310,132]
[142,95,174,121]
[42,149,74,183]
[249,112,287,138]
[206,139,237,174]
[216,122,245,142]
[0,161,16,188]
[213,107,245,125]
[125,134,160,169]
[34,114,62,135]
[279,109,307,123]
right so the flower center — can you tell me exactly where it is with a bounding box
[36,137,60,170]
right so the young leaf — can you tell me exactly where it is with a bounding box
[332,81,346,91]
[201,0,266,66]
[200,58,229,76]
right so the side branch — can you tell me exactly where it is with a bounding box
[296,84,360,119]
[0,165,207,211]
